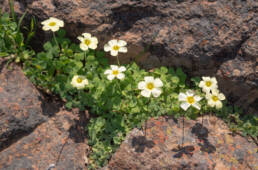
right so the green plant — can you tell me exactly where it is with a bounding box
[0,6,35,64]
[23,19,257,169]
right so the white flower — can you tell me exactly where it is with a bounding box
[104,39,127,56]
[41,17,64,32]
[104,65,126,81]
[138,76,163,98]
[178,90,202,111]
[199,76,218,93]
[71,75,88,89]
[77,33,98,51]
[206,89,225,109]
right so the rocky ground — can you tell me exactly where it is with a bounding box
[108,116,257,170]
[0,60,257,169]
[2,0,258,113]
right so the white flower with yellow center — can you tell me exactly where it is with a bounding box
[104,65,126,81]
[71,75,88,89]
[199,76,218,93]
[41,17,64,32]
[104,39,127,56]
[77,33,98,51]
[138,76,163,98]
[206,89,225,109]
[178,90,202,111]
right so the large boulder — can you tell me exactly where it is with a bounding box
[0,109,89,170]
[1,0,257,112]
[108,116,258,170]
[0,60,89,169]
[0,60,46,151]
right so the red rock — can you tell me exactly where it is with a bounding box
[0,109,89,170]
[108,116,258,170]
[0,60,46,151]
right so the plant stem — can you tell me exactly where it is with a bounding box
[116,55,120,66]
[83,51,87,67]
[53,32,60,51]
[145,98,151,137]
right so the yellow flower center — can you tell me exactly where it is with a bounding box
[112,70,119,76]
[84,39,91,46]
[113,45,120,51]
[187,96,195,104]
[212,95,218,102]
[146,82,154,90]
[77,77,83,83]
[49,22,56,26]
[205,81,212,87]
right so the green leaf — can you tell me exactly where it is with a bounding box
[160,66,168,74]
[0,52,9,57]
[96,51,105,58]
[57,29,66,38]
[74,53,84,60]
[171,76,179,84]
[43,42,52,51]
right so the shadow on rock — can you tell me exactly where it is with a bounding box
[191,123,216,153]
[172,145,195,158]
[68,110,89,143]
[132,136,155,153]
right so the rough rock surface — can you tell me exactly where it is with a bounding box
[0,61,89,169]
[2,0,257,112]
[108,116,258,170]
[0,109,89,170]
[0,60,46,151]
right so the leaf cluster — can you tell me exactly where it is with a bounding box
[21,29,258,169]
[0,9,35,64]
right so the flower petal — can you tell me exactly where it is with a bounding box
[77,36,84,42]
[117,73,125,80]
[42,25,50,31]
[138,81,146,90]
[110,50,118,56]
[118,66,126,72]
[152,88,162,97]
[194,95,202,102]
[144,76,154,83]
[91,37,98,44]
[82,33,91,38]
[208,100,215,107]
[107,74,115,80]
[118,47,127,53]
[57,20,64,27]
[211,77,217,84]
[192,102,201,110]
[41,19,50,25]
[89,43,97,49]
[215,101,223,109]
[51,26,60,32]
[104,69,112,75]
[205,93,212,100]
[178,93,187,101]
[180,102,190,111]
[80,43,88,51]
[141,90,151,98]
[108,39,118,46]
[110,65,119,70]
[154,78,163,88]
[104,44,111,52]
[186,90,194,97]
[118,40,127,46]
[218,93,225,100]
[199,81,205,88]
[202,77,210,81]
